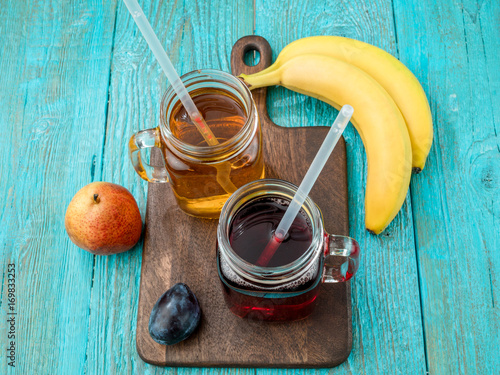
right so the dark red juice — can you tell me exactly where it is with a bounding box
[230,197,312,267]
[218,197,322,321]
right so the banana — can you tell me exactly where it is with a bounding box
[248,36,433,172]
[240,54,412,234]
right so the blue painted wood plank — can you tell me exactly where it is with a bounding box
[393,0,500,373]
[254,1,427,374]
[0,0,117,373]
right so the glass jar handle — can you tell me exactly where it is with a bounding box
[128,127,169,183]
[323,235,360,283]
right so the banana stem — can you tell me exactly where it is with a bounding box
[240,70,280,89]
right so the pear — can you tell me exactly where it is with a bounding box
[65,182,142,255]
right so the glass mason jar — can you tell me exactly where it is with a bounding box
[129,69,264,218]
[216,179,360,321]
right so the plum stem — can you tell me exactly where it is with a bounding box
[93,194,100,203]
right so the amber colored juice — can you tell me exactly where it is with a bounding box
[161,88,264,218]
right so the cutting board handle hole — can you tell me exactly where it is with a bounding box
[244,48,260,66]
[231,36,272,76]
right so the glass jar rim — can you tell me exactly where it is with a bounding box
[217,178,324,286]
[159,69,257,159]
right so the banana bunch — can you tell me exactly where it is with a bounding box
[240,36,433,234]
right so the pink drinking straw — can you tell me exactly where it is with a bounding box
[256,105,354,267]
[122,0,219,146]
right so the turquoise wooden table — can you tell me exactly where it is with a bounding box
[1,0,499,374]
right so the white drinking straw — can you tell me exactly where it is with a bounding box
[122,0,219,146]
[256,105,354,267]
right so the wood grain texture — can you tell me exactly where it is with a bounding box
[0,0,118,373]
[254,1,427,374]
[393,0,500,373]
[136,35,351,368]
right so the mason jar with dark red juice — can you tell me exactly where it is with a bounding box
[216,179,360,322]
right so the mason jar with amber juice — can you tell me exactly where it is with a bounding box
[129,70,264,218]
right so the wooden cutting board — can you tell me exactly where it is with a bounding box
[136,35,351,368]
